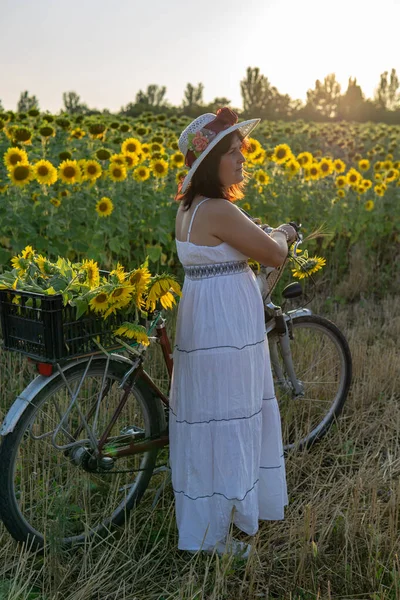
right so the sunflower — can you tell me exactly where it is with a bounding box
[108,163,127,182]
[33,160,58,185]
[358,159,370,171]
[150,142,163,154]
[11,255,29,276]
[39,125,55,138]
[50,197,61,207]
[291,254,326,279]
[58,160,82,185]
[151,159,169,178]
[121,137,142,155]
[113,322,150,346]
[170,152,185,169]
[308,163,320,180]
[337,189,346,198]
[128,263,152,306]
[35,254,50,275]
[364,200,374,211]
[175,169,188,185]
[382,160,392,171]
[13,126,33,145]
[345,168,361,187]
[3,147,29,170]
[82,160,102,182]
[285,159,301,177]
[132,165,151,183]
[109,153,126,165]
[374,185,385,197]
[385,168,399,182]
[70,127,86,140]
[297,152,313,167]
[318,158,334,177]
[271,143,292,164]
[109,285,134,309]
[95,197,114,217]
[8,163,34,187]
[81,259,100,288]
[109,263,126,284]
[96,148,111,161]
[145,275,181,312]
[243,138,262,159]
[140,143,151,158]
[122,153,139,169]
[361,179,372,190]
[333,159,346,173]
[254,169,270,185]
[335,175,347,188]
[21,245,35,260]
[89,292,109,314]
[0,184,8,194]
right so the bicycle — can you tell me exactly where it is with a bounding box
[0,222,352,549]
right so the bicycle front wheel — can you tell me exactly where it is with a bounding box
[269,314,352,451]
[0,356,165,549]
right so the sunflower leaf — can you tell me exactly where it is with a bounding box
[74,298,89,320]
[145,244,162,263]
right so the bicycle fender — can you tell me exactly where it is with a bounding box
[0,354,133,437]
[285,308,312,321]
[266,308,312,335]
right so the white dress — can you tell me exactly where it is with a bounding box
[168,197,288,552]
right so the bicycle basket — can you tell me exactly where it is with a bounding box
[0,288,156,364]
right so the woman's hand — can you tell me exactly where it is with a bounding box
[273,223,298,245]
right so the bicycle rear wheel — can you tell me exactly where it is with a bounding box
[269,314,352,451]
[0,356,165,549]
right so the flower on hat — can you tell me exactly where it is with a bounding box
[187,129,216,158]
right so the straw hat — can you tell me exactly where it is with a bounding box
[178,107,260,194]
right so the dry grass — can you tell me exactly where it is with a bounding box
[0,295,399,600]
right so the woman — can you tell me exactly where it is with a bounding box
[168,107,297,558]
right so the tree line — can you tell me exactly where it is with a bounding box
[2,67,400,124]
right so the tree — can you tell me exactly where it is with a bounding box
[182,83,204,108]
[240,67,272,114]
[373,68,400,110]
[135,84,168,107]
[0,99,3,111]
[62,91,89,115]
[337,77,366,121]
[17,91,39,112]
[305,73,342,119]
[207,97,231,112]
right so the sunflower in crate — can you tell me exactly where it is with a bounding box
[0,246,181,348]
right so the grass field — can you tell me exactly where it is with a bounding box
[0,286,399,599]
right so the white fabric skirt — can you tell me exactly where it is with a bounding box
[168,268,288,551]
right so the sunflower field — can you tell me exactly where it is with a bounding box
[0,109,399,293]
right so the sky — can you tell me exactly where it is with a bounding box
[1,0,400,114]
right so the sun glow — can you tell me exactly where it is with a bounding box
[251,0,400,103]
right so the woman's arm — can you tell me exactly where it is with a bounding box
[209,200,295,268]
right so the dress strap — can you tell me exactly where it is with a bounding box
[186,197,210,242]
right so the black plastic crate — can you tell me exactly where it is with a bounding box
[0,288,143,364]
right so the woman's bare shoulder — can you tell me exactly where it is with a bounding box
[206,198,241,214]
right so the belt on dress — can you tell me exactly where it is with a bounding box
[183,260,250,280]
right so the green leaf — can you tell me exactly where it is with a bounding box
[75,297,89,320]
[146,244,162,263]
[0,247,11,265]
[109,238,121,253]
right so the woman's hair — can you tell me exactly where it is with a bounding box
[175,132,252,210]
